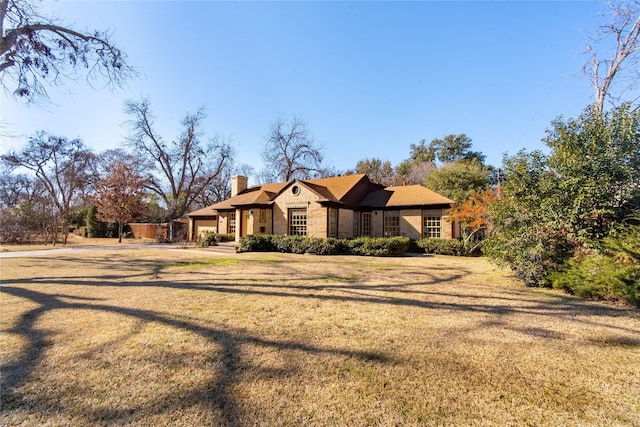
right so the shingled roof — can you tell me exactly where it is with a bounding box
[359,185,454,208]
[299,174,369,201]
[187,174,453,217]
[185,205,218,217]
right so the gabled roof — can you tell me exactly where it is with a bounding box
[196,174,370,213]
[359,185,455,208]
[301,174,368,201]
[186,174,454,217]
[271,174,370,205]
[201,182,288,211]
[186,205,218,217]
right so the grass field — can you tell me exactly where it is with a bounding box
[1,249,639,426]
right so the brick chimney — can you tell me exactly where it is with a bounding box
[231,175,248,197]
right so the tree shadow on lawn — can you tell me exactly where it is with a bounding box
[2,256,639,424]
[0,284,392,425]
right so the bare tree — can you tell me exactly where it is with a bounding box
[123,98,233,220]
[262,115,330,181]
[0,0,135,102]
[395,160,437,186]
[585,1,640,114]
[0,178,54,243]
[1,132,95,244]
[96,148,144,176]
[0,164,30,208]
[352,158,397,186]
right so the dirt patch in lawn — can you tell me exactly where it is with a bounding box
[1,250,639,426]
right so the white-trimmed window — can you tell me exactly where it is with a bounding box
[289,208,307,236]
[259,209,266,223]
[361,212,372,236]
[328,208,338,237]
[384,211,401,236]
[228,211,236,234]
[423,210,442,238]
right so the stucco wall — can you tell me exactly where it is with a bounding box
[218,212,230,235]
[252,208,271,234]
[193,219,217,240]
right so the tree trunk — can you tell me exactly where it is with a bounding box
[118,220,123,243]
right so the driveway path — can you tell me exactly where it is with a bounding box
[0,243,188,258]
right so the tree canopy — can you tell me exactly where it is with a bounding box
[353,158,397,186]
[428,134,486,164]
[1,132,95,244]
[93,162,147,242]
[123,98,233,220]
[484,104,640,292]
[423,159,492,203]
[0,0,135,102]
[262,115,330,182]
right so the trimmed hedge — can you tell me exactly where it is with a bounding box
[239,235,474,257]
[239,235,410,256]
[347,237,411,256]
[415,238,464,256]
[240,235,349,255]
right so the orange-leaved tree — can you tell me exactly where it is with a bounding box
[450,187,499,254]
[93,162,147,242]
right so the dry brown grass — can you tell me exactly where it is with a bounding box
[1,249,639,426]
[0,235,156,252]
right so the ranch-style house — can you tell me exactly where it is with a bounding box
[186,174,459,242]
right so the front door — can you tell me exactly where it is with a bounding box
[241,209,250,237]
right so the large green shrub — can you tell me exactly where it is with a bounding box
[549,255,639,306]
[548,218,640,306]
[485,105,640,288]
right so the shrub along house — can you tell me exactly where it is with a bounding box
[186,174,458,242]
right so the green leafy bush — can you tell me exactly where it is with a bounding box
[199,233,236,247]
[549,255,639,306]
[215,233,236,242]
[270,235,306,253]
[298,237,348,255]
[416,238,464,256]
[238,234,272,252]
[548,219,640,306]
[199,233,218,247]
[319,238,349,255]
[347,237,410,256]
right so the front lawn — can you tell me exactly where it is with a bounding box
[1,250,639,425]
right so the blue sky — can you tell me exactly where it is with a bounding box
[1,1,605,178]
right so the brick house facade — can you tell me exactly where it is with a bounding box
[186,174,458,242]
